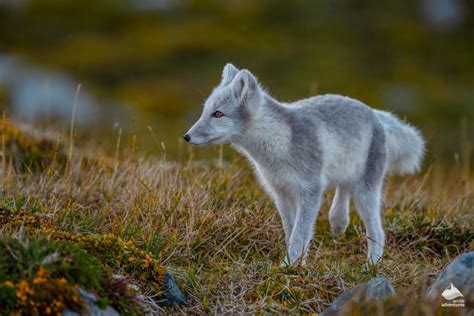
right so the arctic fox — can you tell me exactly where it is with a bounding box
[184,64,425,266]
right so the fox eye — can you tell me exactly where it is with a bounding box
[212,111,224,118]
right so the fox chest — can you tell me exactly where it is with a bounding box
[236,145,310,194]
[251,159,303,194]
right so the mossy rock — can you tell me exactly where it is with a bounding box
[0,207,186,313]
[0,237,132,315]
[53,232,168,294]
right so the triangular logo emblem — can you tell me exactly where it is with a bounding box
[441,283,464,300]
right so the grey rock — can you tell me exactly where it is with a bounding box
[63,272,185,315]
[321,277,396,316]
[161,271,186,306]
[63,288,120,316]
[426,251,474,303]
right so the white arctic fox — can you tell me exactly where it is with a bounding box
[184,64,425,266]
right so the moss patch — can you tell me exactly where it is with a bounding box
[0,208,168,314]
[0,237,96,315]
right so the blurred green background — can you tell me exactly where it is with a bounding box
[0,0,472,160]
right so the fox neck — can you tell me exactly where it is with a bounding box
[232,95,291,163]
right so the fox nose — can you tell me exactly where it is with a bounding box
[183,134,191,142]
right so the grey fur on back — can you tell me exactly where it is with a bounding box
[184,64,425,266]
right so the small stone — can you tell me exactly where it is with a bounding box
[161,272,186,306]
[63,288,120,316]
[426,251,474,304]
[321,277,396,316]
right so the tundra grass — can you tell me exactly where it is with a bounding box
[0,121,472,314]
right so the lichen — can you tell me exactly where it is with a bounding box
[53,232,167,293]
[0,207,56,232]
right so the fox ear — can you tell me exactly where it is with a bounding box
[232,70,260,101]
[221,63,239,85]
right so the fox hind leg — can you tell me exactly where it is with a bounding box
[329,186,351,234]
[354,124,387,265]
[353,186,385,265]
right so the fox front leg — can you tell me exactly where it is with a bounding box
[287,186,323,265]
[275,191,298,248]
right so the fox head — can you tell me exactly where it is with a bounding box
[183,64,264,145]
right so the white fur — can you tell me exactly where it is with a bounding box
[375,110,425,174]
[185,64,426,266]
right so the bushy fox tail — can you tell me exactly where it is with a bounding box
[376,110,425,175]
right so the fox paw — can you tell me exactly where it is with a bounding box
[330,218,349,235]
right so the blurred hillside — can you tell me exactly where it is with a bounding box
[0,0,472,158]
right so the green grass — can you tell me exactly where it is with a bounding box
[0,119,472,314]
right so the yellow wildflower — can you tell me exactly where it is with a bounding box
[2,280,14,287]
[38,266,48,277]
[33,277,44,284]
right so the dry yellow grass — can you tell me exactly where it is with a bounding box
[0,121,472,314]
